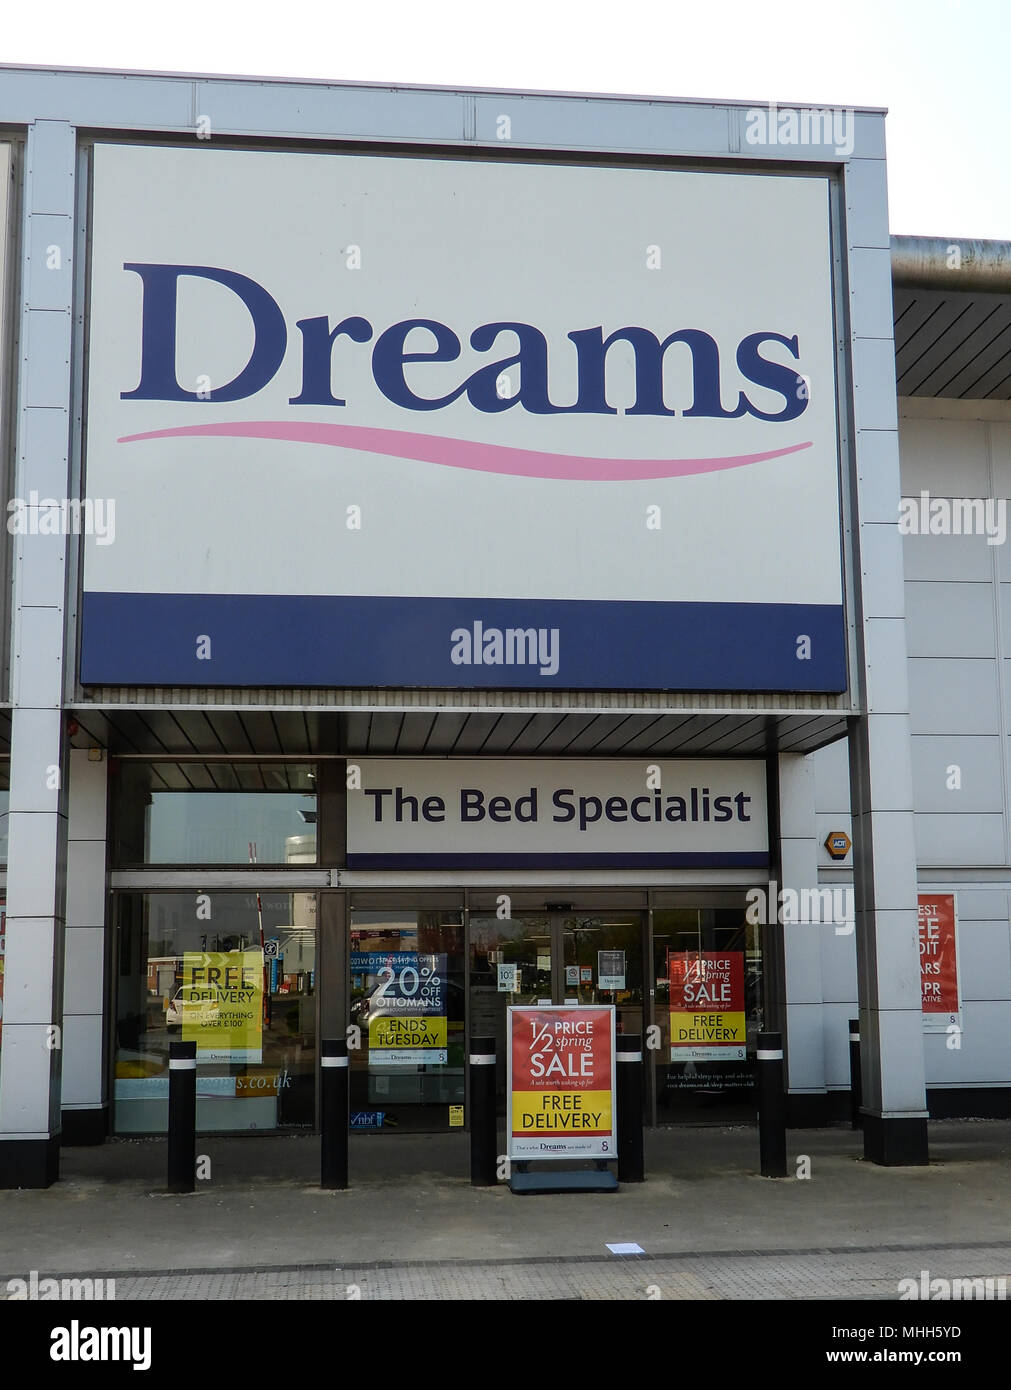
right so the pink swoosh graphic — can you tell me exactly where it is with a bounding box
[117,421,812,481]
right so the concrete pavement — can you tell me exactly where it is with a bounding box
[0,1120,1009,1299]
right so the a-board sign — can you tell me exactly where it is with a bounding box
[507,1005,616,1161]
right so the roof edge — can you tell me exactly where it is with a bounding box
[891,234,1011,293]
[0,60,888,114]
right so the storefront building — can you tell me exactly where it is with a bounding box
[0,65,1008,1186]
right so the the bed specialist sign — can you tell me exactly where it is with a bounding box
[347,759,768,868]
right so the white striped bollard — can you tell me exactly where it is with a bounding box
[849,1018,863,1131]
[756,1030,787,1178]
[469,1035,497,1186]
[321,1038,349,1190]
[616,1034,645,1182]
[167,1040,196,1193]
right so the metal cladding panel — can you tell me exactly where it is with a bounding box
[898,416,990,494]
[908,657,1000,736]
[0,69,194,129]
[905,582,996,659]
[911,735,1003,813]
[79,141,847,696]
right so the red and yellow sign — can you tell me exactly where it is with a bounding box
[917,894,960,1031]
[669,951,746,1061]
[507,1006,615,1160]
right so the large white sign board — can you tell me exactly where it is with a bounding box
[82,143,844,691]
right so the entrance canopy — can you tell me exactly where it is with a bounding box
[67,706,848,759]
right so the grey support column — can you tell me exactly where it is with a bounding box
[61,748,109,1144]
[845,152,929,1165]
[0,121,76,1187]
[778,753,827,1124]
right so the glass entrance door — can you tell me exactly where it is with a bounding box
[469,909,647,1117]
[561,915,644,1043]
[348,908,465,1133]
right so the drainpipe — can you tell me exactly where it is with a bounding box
[891,235,1011,293]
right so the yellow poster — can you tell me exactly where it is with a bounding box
[368,1012,447,1060]
[181,950,263,1063]
[511,1088,613,1136]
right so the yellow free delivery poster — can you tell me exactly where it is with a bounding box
[181,950,263,1063]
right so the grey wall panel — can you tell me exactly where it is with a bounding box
[472,94,731,154]
[823,1000,860,1088]
[848,246,895,341]
[851,337,899,433]
[909,658,999,735]
[898,417,989,495]
[812,738,851,811]
[996,593,1011,649]
[911,735,1003,813]
[993,525,1011,583]
[25,214,73,312]
[991,423,1011,497]
[23,309,71,408]
[914,812,1006,866]
[924,1002,1011,1084]
[195,80,465,143]
[844,157,890,248]
[957,921,1011,1001]
[949,888,1010,920]
[0,71,193,129]
[902,532,994,583]
[905,582,995,658]
[820,926,857,1005]
[858,426,906,525]
[17,407,69,500]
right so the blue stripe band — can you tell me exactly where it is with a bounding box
[80,593,847,692]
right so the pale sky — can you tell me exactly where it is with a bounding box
[1,0,1008,238]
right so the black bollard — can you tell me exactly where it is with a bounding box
[616,1034,645,1182]
[167,1040,196,1193]
[469,1035,497,1186]
[756,1030,787,1178]
[321,1038,349,1190]
[849,1018,863,1131]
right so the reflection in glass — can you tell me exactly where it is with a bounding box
[110,762,317,865]
[652,907,761,1123]
[349,911,464,1133]
[114,891,316,1133]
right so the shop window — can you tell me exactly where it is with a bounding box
[348,909,465,1133]
[110,762,316,866]
[113,890,316,1134]
[652,907,762,1123]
